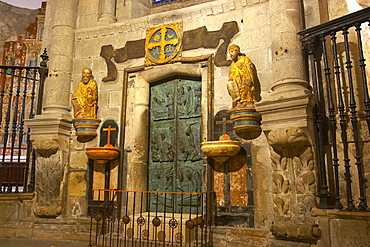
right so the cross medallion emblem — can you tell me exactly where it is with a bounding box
[145,22,182,65]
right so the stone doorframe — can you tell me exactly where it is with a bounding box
[118,55,215,196]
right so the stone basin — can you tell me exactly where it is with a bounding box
[200,134,241,163]
[85,144,119,164]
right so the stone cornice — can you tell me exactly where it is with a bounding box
[0,193,35,201]
[25,117,72,138]
[74,0,260,41]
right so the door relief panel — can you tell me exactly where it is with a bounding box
[148,78,202,212]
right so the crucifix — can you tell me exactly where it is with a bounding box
[216,117,232,134]
[102,125,116,147]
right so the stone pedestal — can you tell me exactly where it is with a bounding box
[253,0,321,243]
[72,118,101,143]
[25,117,71,218]
[228,106,262,140]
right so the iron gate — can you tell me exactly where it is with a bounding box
[0,49,48,193]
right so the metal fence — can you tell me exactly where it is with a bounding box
[0,49,48,193]
[299,8,370,210]
[88,190,215,247]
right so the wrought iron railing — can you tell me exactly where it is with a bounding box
[88,189,215,247]
[0,49,48,193]
[299,8,370,211]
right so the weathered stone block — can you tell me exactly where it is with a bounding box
[0,202,19,222]
[329,218,370,247]
[70,151,89,169]
[69,172,87,197]
[109,90,123,107]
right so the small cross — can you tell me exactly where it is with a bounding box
[215,117,232,134]
[147,27,179,60]
[103,125,117,147]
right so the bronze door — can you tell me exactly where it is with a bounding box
[148,77,202,212]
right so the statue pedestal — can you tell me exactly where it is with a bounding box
[72,118,101,143]
[228,106,262,140]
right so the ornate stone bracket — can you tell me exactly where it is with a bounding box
[31,138,64,218]
[268,127,320,242]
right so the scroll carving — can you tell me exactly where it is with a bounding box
[268,127,320,241]
[100,21,239,81]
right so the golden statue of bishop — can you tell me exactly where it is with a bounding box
[71,68,98,119]
[227,44,256,109]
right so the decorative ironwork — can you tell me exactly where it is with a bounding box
[152,216,161,227]
[122,215,130,224]
[0,50,48,193]
[299,7,370,211]
[137,216,145,226]
[186,219,194,229]
[95,213,102,221]
[88,190,214,247]
[169,218,178,228]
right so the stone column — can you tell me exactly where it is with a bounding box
[255,0,321,243]
[25,0,79,218]
[98,0,117,25]
[42,0,78,118]
[256,0,313,131]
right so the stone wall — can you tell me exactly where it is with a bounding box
[1,0,370,246]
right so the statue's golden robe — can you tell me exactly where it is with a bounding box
[227,55,255,107]
[71,79,98,118]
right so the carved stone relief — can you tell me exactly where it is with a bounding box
[32,139,64,218]
[267,127,320,241]
[148,78,202,213]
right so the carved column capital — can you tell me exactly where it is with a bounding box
[32,139,59,158]
[267,127,311,158]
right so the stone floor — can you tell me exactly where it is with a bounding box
[0,238,89,247]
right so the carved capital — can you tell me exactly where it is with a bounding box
[32,139,59,158]
[268,127,310,158]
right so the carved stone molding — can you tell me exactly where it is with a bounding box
[32,139,59,158]
[267,127,320,242]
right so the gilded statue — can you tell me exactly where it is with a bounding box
[227,44,256,109]
[71,68,98,119]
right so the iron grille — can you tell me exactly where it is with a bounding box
[0,49,48,193]
[88,190,214,247]
[299,7,370,211]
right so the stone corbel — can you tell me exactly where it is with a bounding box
[267,127,320,242]
[32,138,59,158]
